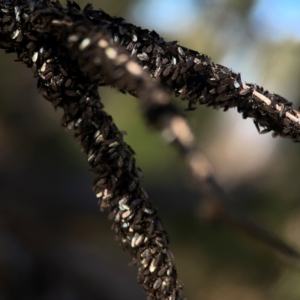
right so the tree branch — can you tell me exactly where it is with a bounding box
[1,1,300,300]
[0,1,185,299]
[81,5,300,141]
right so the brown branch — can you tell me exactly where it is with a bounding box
[57,0,300,264]
[81,5,300,142]
[0,1,185,299]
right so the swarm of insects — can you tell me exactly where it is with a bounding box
[1,0,300,299]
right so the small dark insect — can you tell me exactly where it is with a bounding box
[131,47,137,57]
[279,104,287,118]
[162,57,168,65]
[253,119,271,134]
[64,78,72,87]
[146,44,153,53]
[153,278,162,289]
[177,46,184,56]
[216,94,233,101]
[131,32,138,42]
[194,62,206,72]
[154,66,162,77]
[156,45,165,54]
[162,64,172,77]
[137,52,149,61]
[126,41,134,51]
[179,67,187,74]
[118,25,125,35]
[186,57,194,68]
[156,55,161,67]
[171,68,179,81]
[32,51,38,62]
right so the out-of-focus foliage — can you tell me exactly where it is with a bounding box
[1,0,300,299]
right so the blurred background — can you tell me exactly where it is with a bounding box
[1,0,300,299]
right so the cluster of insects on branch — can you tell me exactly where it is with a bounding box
[1,0,300,299]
